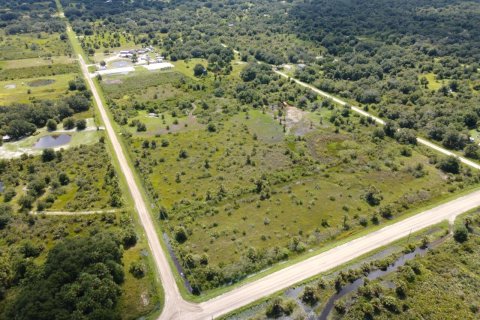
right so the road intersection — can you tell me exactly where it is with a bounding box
[76,49,480,319]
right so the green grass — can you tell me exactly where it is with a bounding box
[421,72,448,91]
[128,95,480,296]
[172,58,211,80]
[0,73,77,105]
[0,32,72,60]
[0,56,75,69]
[101,70,185,100]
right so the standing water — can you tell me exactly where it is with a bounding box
[34,134,71,148]
[318,246,429,320]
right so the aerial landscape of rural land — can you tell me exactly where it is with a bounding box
[0,0,479,319]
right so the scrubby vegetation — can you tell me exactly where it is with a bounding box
[0,143,123,212]
[235,213,480,320]
[337,215,480,319]
[97,51,480,293]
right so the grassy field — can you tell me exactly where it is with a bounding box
[0,73,78,104]
[0,56,75,69]
[421,72,447,91]
[0,32,72,60]
[101,70,185,101]
[136,108,466,265]
[172,58,212,79]
[97,53,480,293]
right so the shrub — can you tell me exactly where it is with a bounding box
[265,297,295,318]
[438,156,460,174]
[76,119,87,131]
[362,185,383,206]
[174,226,188,243]
[453,225,469,243]
[41,149,56,162]
[301,285,318,305]
[122,228,137,248]
[129,261,146,278]
[0,204,12,229]
[63,117,75,130]
[46,119,57,131]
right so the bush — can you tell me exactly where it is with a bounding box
[76,119,87,131]
[46,119,57,131]
[129,261,146,278]
[41,149,56,162]
[265,297,295,318]
[193,64,207,77]
[438,156,460,174]
[58,172,70,186]
[362,185,383,206]
[381,295,399,313]
[174,226,188,243]
[394,129,417,145]
[63,117,75,130]
[0,204,12,229]
[122,228,137,248]
[301,285,318,305]
[453,225,469,243]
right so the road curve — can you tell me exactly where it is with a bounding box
[77,55,199,319]
[274,70,480,170]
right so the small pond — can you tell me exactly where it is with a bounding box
[34,134,71,149]
[111,60,131,68]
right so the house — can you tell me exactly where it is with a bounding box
[2,135,11,142]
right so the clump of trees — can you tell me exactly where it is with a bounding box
[0,92,91,140]
[8,232,124,320]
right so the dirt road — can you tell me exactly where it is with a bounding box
[77,55,200,318]
[274,69,480,170]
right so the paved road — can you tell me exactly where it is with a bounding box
[77,55,201,319]
[274,70,480,170]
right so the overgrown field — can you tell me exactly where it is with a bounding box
[0,143,122,212]
[231,212,480,320]
[101,61,480,294]
[0,73,80,105]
